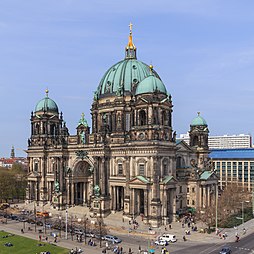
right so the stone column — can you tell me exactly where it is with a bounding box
[148,105,153,125]
[71,182,74,205]
[152,157,160,201]
[66,179,70,205]
[203,187,206,208]
[75,183,78,204]
[101,157,106,196]
[199,186,202,208]
[125,157,130,198]
[207,186,210,207]
[83,183,86,204]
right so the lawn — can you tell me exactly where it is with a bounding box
[0,231,69,254]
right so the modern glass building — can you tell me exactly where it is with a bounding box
[210,148,254,191]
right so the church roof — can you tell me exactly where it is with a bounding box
[210,148,254,159]
[95,24,168,99]
[35,89,58,114]
[161,175,176,184]
[191,112,207,126]
[199,171,213,180]
[135,74,167,95]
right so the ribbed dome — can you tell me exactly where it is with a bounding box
[191,113,207,126]
[135,74,167,95]
[35,90,58,114]
[96,59,161,98]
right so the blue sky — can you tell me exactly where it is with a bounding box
[1,0,254,157]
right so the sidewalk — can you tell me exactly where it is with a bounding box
[12,202,254,250]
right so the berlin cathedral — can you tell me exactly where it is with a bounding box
[26,25,218,227]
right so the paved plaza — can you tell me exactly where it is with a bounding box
[2,202,254,253]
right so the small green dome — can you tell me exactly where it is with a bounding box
[35,90,58,114]
[191,113,207,126]
[135,75,167,95]
[96,59,161,98]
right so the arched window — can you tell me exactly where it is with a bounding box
[193,136,199,146]
[162,110,167,125]
[162,161,168,176]
[34,161,39,172]
[139,110,146,126]
[36,124,40,135]
[139,164,145,175]
[176,156,182,168]
[118,163,123,175]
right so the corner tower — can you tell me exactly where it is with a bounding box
[189,112,209,168]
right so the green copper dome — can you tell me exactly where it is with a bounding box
[94,27,168,99]
[135,74,167,95]
[96,59,161,98]
[35,90,58,114]
[191,113,207,126]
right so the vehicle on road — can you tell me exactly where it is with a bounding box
[155,239,168,246]
[36,211,49,218]
[104,235,122,244]
[0,203,10,210]
[219,247,232,254]
[159,234,177,243]
[74,228,84,235]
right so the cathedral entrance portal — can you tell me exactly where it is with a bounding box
[138,189,144,214]
[71,161,93,206]
[132,189,145,216]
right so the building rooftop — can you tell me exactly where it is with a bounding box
[210,148,254,159]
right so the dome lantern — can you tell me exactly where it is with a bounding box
[125,22,137,59]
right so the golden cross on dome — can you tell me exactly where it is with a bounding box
[45,88,49,97]
[129,22,133,34]
[197,112,200,116]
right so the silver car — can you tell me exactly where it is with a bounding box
[104,235,122,244]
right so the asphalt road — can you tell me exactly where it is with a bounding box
[2,217,254,254]
[171,232,254,253]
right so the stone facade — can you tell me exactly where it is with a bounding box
[26,27,218,227]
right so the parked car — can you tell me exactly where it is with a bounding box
[37,211,50,218]
[159,234,177,243]
[74,228,84,235]
[94,234,105,240]
[104,235,122,244]
[0,203,10,210]
[10,215,18,220]
[155,239,168,246]
[219,247,232,254]
[36,221,43,226]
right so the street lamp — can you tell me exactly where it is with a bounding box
[241,200,250,225]
[70,216,73,241]
[83,216,88,244]
[59,215,62,238]
[34,203,37,232]
[65,209,68,240]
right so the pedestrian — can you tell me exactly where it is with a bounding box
[45,236,48,242]
[39,235,42,241]
[138,245,141,253]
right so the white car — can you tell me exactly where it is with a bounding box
[155,239,168,246]
[159,234,177,243]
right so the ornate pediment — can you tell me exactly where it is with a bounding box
[27,171,40,179]
[161,175,177,185]
[129,175,150,185]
